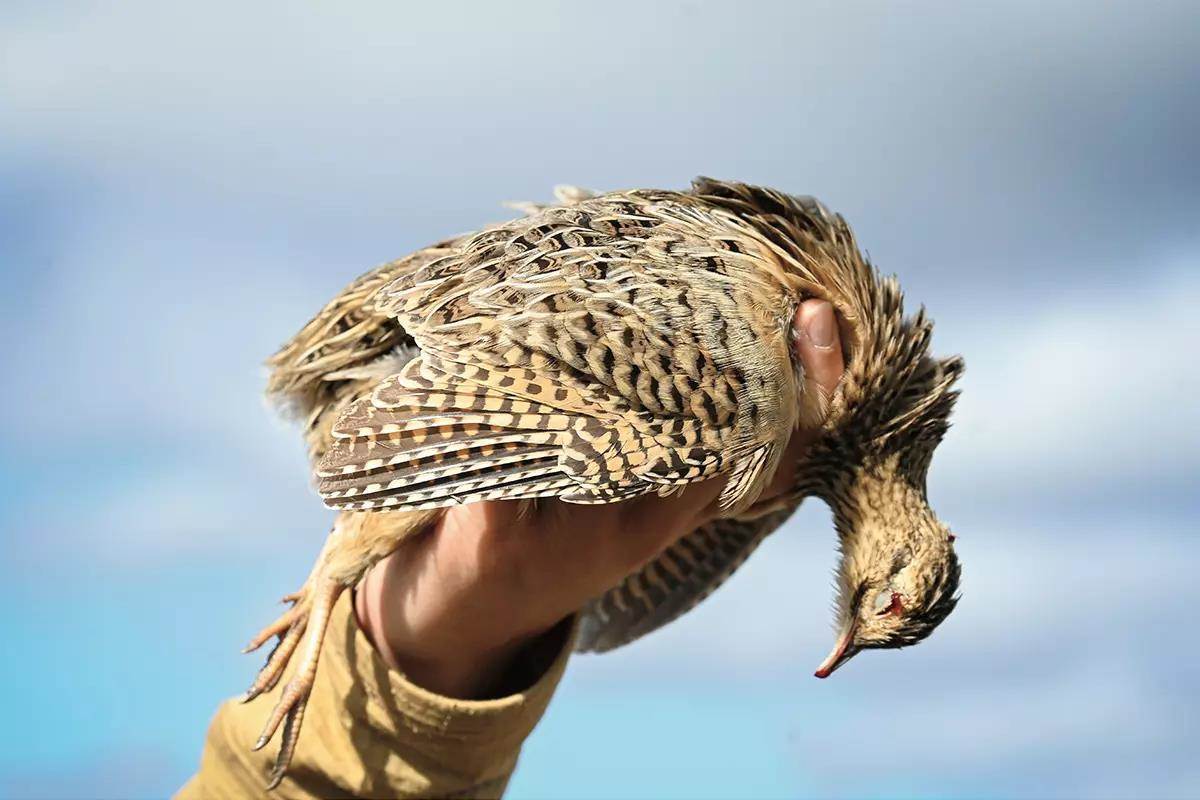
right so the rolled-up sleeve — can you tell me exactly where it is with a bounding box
[177,592,575,799]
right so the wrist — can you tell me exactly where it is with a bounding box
[354,582,569,698]
[353,555,570,698]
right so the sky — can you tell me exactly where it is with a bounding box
[1,1,1198,798]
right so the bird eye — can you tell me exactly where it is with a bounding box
[872,591,891,615]
[873,590,905,617]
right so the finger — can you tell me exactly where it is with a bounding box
[758,300,846,502]
[794,299,845,403]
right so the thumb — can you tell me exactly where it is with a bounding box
[794,299,845,414]
[756,299,847,504]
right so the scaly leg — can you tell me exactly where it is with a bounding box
[241,523,346,789]
[242,532,336,698]
[253,576,342,789]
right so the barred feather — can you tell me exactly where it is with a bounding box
[578,506,795,652]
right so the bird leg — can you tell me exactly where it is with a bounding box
[255,576,342,789]
[241,528,346,790]
[240,509,441,790]
[242,529,337,695]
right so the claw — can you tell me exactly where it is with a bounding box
[255,674,302,749]
[266,696,309,790]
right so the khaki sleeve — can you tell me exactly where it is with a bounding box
[177,592,576,799]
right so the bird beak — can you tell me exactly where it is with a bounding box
[814,621,859,678]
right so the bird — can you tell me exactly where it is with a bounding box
[242,177,965,788]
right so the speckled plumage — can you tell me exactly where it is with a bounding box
[315,187,819,516]
[244,178,965,787]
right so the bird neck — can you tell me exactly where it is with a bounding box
[829,458,934,552]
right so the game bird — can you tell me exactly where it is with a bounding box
[243,178,965,788]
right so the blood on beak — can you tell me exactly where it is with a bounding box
[814,622,860,678]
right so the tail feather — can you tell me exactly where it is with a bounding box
[319,354,592,510]
[332,398,573,441]
[319,425,559,479]
[321,446,560,498]
[332,465,575,511]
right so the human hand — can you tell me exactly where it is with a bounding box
[354,299,846,697]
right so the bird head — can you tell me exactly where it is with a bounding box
[813,453,962,677]
[808,320,965,679]
[690,177,966,676]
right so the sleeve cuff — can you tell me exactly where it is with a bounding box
[180,590,576,799]
[327,589,577,784]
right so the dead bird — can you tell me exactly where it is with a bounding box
[243,178,965,787]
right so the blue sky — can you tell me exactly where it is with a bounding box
[1,2,1198,798]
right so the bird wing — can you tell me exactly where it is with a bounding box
[316,192,797,513]
[265,240,460,460]
[576,504,798,652]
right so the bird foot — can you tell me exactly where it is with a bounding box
[242,570,344,790]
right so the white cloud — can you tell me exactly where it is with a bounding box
[785,657,1188,799]
[811,660,1170,762]
[931,265,1200,499]
[0,202,333,445]
[64,450,330,564]
[2,0,1195,243]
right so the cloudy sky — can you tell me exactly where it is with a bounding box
[1,2,1197,798]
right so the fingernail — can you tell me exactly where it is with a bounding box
[804,302,836,349]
